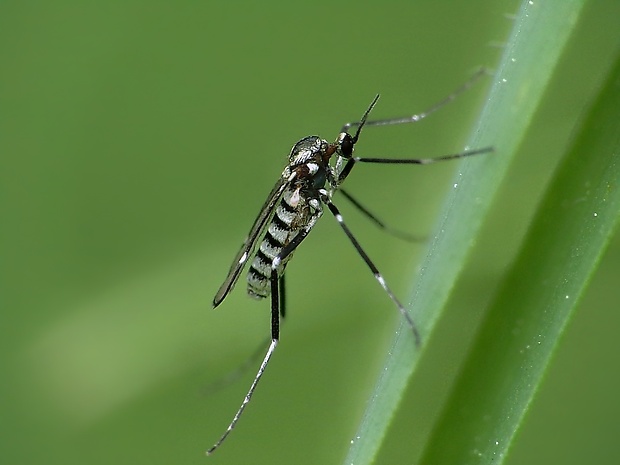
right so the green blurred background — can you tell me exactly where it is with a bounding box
[2,2,619,464]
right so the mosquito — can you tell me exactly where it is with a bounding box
[207,69,492,455]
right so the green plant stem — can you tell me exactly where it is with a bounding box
[419,51,620,465]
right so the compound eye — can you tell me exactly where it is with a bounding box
[339,133,354,158]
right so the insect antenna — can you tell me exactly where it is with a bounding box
[350,94,380,143]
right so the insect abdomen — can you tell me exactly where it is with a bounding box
[247,190,304,299]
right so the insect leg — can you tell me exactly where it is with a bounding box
[270,268,280,340]
[336,147,492,188]
[354,146,493,165]
[338,188,422,242]
[206,269,280,456]
[279,275,286,319]
[341,68,488,133]
[207,223,317,454]
[319,192,421,346]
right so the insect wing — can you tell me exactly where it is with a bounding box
[213,176,289,307]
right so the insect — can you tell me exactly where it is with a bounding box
[207,70,491,455]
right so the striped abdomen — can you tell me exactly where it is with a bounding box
[247,186,320,299]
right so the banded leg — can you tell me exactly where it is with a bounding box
[337,146,493,186]
[319,191,421,347]
[206,271,280,456]
[207,227,312,455]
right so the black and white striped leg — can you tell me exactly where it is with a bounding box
[320,192,421,346]
[207,227,314,455]
[206,266,281,456]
